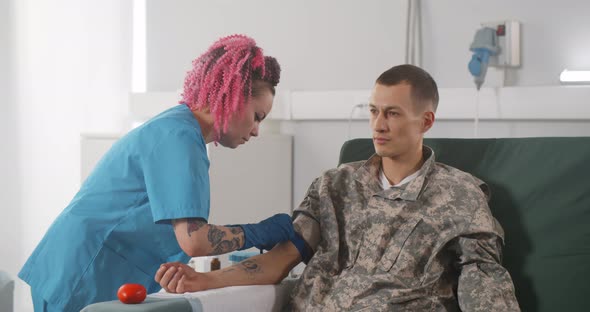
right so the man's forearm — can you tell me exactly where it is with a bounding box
[203,241,301,289]
[156,240,304,293]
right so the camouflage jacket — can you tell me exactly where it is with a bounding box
[288,147,520,311]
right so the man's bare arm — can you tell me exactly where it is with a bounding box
[156,241,302,293]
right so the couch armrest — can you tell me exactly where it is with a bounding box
[82,278,297,312]
[161,278,297,311]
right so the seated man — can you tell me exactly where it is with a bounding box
[156,64,520,311]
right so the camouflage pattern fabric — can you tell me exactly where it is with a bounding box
[288,146,520,311]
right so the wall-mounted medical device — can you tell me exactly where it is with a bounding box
[468,21,520,90]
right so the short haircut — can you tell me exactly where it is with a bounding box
[376,64,439,112]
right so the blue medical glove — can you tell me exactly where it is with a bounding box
[236,213,295,251]
[290,232,313,264]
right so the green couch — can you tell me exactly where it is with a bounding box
[339,137,590,312]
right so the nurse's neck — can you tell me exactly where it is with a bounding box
[190,108,216,144]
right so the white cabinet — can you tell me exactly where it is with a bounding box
[80,133,119,182]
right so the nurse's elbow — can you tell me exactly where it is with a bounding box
[174,222,209,257]
[179,239,208,257]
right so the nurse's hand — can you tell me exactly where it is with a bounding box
[155,262,206,293]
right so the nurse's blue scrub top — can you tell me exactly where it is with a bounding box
[19,104,210,311]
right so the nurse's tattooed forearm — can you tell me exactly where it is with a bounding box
[210,236,242,254]
[206,226,244,255]
[186,218,207,237]
[182,218,244,255]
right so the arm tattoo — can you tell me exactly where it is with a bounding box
[220,259,260,277]
[230,226,242,235]
[239,259,262,278]
[206,226,244,255]
[186,218,207,237]
[211,237,242,254]
[207,226,226,245]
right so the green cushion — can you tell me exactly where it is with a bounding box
[339,137,590,312]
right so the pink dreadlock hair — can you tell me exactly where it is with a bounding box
[180,34,281,141]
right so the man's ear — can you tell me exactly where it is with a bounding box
[422,111,435,133]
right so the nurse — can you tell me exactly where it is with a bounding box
[19,34,294,311]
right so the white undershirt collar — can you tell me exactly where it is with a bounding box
[380,167,420,189]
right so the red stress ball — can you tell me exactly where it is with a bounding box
[117,283,147,304]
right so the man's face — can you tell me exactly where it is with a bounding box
[369,83,432,159]
[218,88,273,149]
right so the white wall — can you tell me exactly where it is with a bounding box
[9,1,133,311]
[0,0,21,293]
[145,0,590,91]
[145,0,405,91]
[143,0,590,211]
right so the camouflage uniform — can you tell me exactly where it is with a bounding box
[288,146,520,311]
